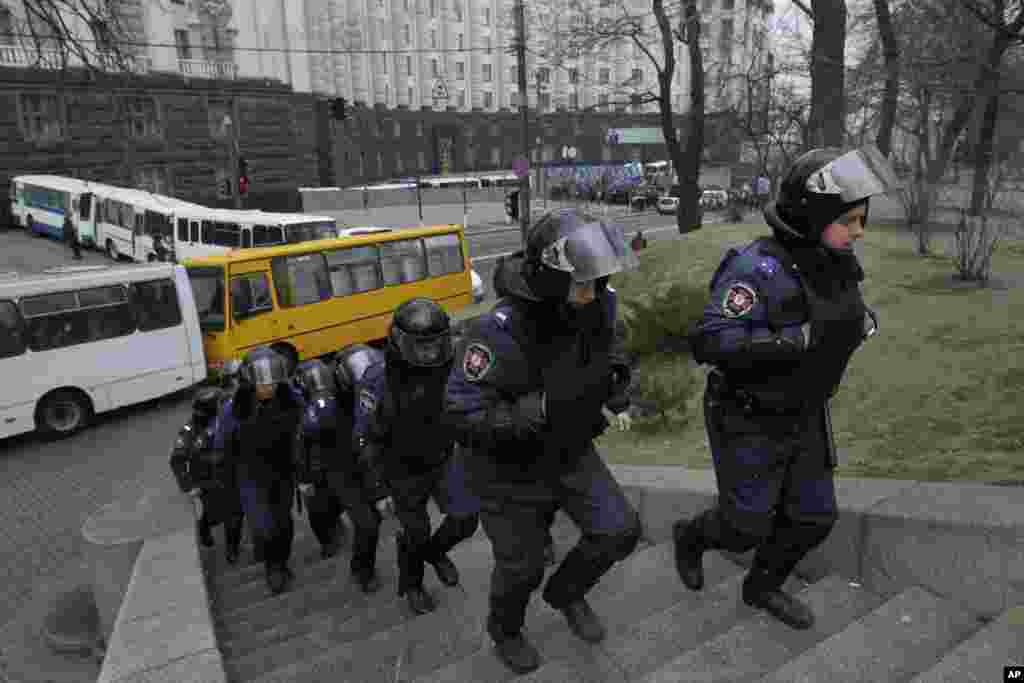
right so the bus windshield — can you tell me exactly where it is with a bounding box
[285,221,337,244]
[186,265,226,332]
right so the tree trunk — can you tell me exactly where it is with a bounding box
[807,0,847,148]
[676,0,704,233]
[872,0,899,157]
[968,86,1002,216]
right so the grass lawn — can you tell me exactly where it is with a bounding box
[595,219,1024,482]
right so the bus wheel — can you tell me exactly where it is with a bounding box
[106,239,119,261]
[271,343,298,375]
[147,254,157,262]
[36,389,93,439]
[27,215,40,237]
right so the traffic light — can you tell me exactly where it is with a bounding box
[505,190,520,220]
[238,156,249,196]
[329,97,348,121]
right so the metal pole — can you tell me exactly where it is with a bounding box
[515,0,531,245]
[228,101,242,210]
[416,175,424,226]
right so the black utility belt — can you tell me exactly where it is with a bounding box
[707,370,806,416]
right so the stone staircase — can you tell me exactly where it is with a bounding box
[202,508,1020,683]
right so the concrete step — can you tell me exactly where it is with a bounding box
[243,536,661,683]
[908,606,1024,682]
[754,586,984,683]
[641,575,889,683]
[416,541,736,683]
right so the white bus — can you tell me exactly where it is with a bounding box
[10,175,101,246]
[0,263,207,440]
[91,183,206,263]
[170,208,339,261]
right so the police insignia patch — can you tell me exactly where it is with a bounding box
[722,282,757,318]
[359,389,377,414]
[463,342,494,382]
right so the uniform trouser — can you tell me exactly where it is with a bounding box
[304,476,344,548]
[387,451,481,593]
[238,475,295,573]
[197,487,244,550]
[696,389,838,592]
[324,469,382,576]
[479,445,643,639]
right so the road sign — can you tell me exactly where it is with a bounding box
[607,127,665,145]
[562,145,577,160]
[431,79,449,102]
[215,170,230,199]
[512,157,530,178]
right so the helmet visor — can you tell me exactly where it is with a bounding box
[301,364,335,395]
[245,355,288,386]
[804,144,902,203]
[392,326,453,367]
[337,347,378,389]
[538,215,640,282]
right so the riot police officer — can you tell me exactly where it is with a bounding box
[218,346,303,595]
[675,144,897,629]
[169,386,244,564]
[354,298,481,616]
[293,359,346,560]
[333,344,390,594]
[446,208,641,674]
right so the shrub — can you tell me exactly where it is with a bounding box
[629,353,701,433]
[619,281,708,358]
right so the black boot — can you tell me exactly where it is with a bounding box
[742,568,814,629]
[673,516,707,591]
[428,554,460,587]
[397,532,435,614]
[556,599,606,643]
[225,517,243,565]
[266,566,288,595]
[487,615,541,674]
[197,519,214,548]
[402,586,436,615]
[355,568,382,594]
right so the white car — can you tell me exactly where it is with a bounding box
[471,268,486,303]
[657,196,679,215]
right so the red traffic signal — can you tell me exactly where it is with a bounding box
[239,175,249,196]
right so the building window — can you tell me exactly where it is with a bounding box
[537,67,550,83]
[396,153,404,171]
[135,166,169,194]
[510,66,517,82]
[429,0,436,17]
[403,25,411,45]
[403,0,409,10]
[174,29,191,60]
[632,67,642,82]
[510,92,520,108]
[431,58,439,77]
[91,20,114,52]
[408,86,414,104]
[377,151,384,175]
[483,7,491,25]
[485,36,492,51]
[431,30,437,49]
[456,62,465,79]
[491,147,500,165]
[418,150,426,169]
[482,63,492,82]
[702,0,713,11]
[207,99,230,138]
[569,92,579,109]
[539,92,550,110]
[569,68,578,83]
[465,144,476,167]
[19,93,64,143]
[458,90,466,108]
[453,1,463,21]
[599,68,610,84]
[406,56,413,74]
[598,93,609,110]
[483,91,494,108]
[0,7,13,42]
[457,33,464,50]
[382,55,388,73]
[723,0,734,8]
[416,121,424,136]
[124,96,161,139]
[384,83,391,104]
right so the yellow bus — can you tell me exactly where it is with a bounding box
[182,223,473,375]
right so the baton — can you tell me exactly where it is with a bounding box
[822,401,838,468]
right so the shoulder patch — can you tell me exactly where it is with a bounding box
[358,388,377,414]
[463,342,495,382]
[494,310,509,327]
[722,282,758,318]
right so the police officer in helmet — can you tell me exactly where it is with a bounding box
[219,346,303,595]
[293,359,347,560]
[330,343,388,593]
[676,145,897,629]
[169,386,244,564]
[446,208,641,674]
[354,298,481,615]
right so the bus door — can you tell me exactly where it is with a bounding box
[77,192,96,246]
[133,212,145,261]
[227,262,280,351]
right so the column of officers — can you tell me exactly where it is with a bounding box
[167,142,899,677]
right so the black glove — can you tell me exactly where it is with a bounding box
[515,391,546,429]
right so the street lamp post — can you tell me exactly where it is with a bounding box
[561,144,577,210]
[223,113,242,209]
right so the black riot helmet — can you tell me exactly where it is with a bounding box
[294,359,336,400]
[335,343,384,393]
[769,144,901,243]
[239,346,289,387]
[387,298,453,368]
[192,386,222,419]
[522,208,639,300]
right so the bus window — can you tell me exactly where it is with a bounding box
[186,266,226,332]
[189,221,199,243]
[212,222,241,247]
[146,211,172,239]
[78,286,136,341]
[78,194,92,221]
[20,291,78,317]
[380,238,427,285]
[325,245,380,296]
[177,218,189,243]
[0,300,26,359]
[271,254,332,307]
[241,228,252,249]
[230,273,274,317]
[424,234,465,276]
[201,220,213,244]
[253,225,278,246]
[134,214,144,236]
[133,279,182,331]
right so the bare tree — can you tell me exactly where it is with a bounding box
[536,0,706,233]
[871,0,899,157]
[792,0,848,148]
